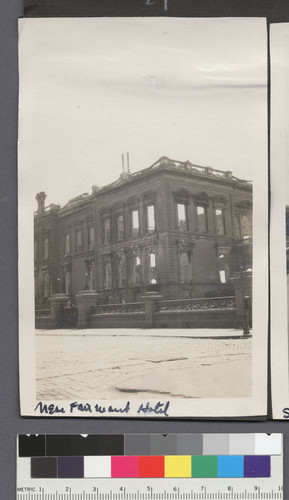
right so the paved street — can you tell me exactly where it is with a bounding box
[36,329,252,400]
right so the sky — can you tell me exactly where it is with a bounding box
[18,17,267,207]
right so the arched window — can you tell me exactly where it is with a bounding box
[179,252,191,284]
[240,214,251,240]
[197,205,208,233]
[234,204,252,240]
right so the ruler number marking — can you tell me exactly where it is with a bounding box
[16,486,283,500]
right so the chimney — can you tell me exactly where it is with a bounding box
[127,152,130,173]
[91,185,100,195]
[122,153,125,173]
[36,192,46,215]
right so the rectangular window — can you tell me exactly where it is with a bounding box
[180,251,191,283]
[65,270,71,295]
[117,214,124,241]
[117,254,126,287]
[148,253,157,284]
[146,205,155,233]
[131,209,139,236]
[219,270,226,283]
[215,208,225,235]
[104,261,112,289]
[234,215,241,238]
[86,261,95,290]
[76,230,83,252]
[197,205,207,233]
[177,203,187,231]
[133,255,141,285]
[219,254,227,283]
[44,272,49,297]
[64,233,70,255]
[104,218,110,244]
[91,263,97,290]
[88,227,94,250]
[150,253,156,267]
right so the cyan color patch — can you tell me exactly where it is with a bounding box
[218,455,244,477]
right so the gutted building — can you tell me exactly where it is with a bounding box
[34,156,252,314]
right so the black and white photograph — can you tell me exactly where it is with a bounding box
[271,23,289,418]
[18,17,268,417]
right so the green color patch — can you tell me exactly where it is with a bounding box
[191,455,218,477]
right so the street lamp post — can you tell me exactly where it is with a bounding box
[240,266,250,335]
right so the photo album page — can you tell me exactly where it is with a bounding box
[270,23,289,420]
[18,17,268,418]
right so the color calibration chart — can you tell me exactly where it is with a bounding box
[17,434,283,500]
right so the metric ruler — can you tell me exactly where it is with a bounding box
[16,480,284,500]
[17,434,283,500]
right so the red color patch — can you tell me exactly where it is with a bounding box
[138,456,164,478]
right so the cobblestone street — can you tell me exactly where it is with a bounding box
[36,329,252,400]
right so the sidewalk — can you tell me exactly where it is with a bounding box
[36,327,252,339]
[36,329,252,400]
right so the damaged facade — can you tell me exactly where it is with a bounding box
[34,156,252,328]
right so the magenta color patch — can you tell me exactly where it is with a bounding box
[111,456,138,478]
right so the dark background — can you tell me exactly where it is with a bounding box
[22,0,289,22]
[1,0,289,498]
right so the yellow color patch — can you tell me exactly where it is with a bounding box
[164,456,191,478]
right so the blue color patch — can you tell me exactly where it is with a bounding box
[218,455,244,477]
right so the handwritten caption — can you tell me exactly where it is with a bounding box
[34,400,170,417]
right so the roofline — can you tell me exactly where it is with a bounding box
[35,156,252,218]
[93,156,252,196]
